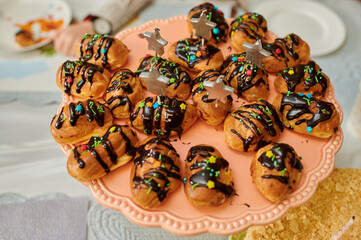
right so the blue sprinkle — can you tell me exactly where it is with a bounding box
[298,93,305,96]
[239,66,244,72]
[212,28,220,35]
[153,102,159,109]
[101,49,106,54]
[306,93,313,99]
[215,6,219,10]
[189,55,196,61]
[307,126,312,133]
[232,57,238,62]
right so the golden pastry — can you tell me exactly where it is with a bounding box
[130,136,181,209]
[67,125,138,181]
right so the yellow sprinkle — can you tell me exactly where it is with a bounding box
[109,126,116,133]
[207,180,215,189]
[288,69,294,75]
[209,155,217,164]
[231,31,235,37]
[180,103,187,110]
[266,150,274,158]
[196,51,202,57]
[146,102,153,108]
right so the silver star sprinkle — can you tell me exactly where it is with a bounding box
[143,28,168,58]
[243,39,271,67]
[139,66,169,95]
[203,75,234,107]
[190,10,217,43]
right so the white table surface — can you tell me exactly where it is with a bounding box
[0,0,360,239]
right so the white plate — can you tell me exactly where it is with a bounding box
[0,0,71,53]
[254,0,346,57]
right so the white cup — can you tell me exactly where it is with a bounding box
[348,81,361,139]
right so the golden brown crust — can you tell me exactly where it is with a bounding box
[273,93,340,138]
[130,95,198,137]
[56,60,111,99]
[75,34,128,71]
[50,99,113,144]
[274,60,330,99]
[105,69,143,118]
[67,125,138,181]
[244,168,361,239]
[224,100,284,152]
[184,144,234,207]
[168,37,224,73]
[229,12,267,52]
[136,55,192,100]
[262,33,310,73]
[130,136,181,209]
[220,52,269,102]
[187,2,229,43]
[15,30,37,47]
[250,143,303,203]
[192,69,232,125]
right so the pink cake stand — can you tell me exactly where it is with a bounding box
[60,15,343,236]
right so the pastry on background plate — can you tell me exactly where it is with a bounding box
[184,144,235,207]
[67,125,138,181]
[130,136,181,209]
[250,142,303,203]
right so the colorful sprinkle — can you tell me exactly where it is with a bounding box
[66,77,73,83]
[101,49,106,54]
[232,57,238,62]
[109,126,116,133]
[169,78,175,83]
[298,93,305,96]
[75,105,82,113]
[307,126,312,133]
[212,27,220,35]
[288,69,294,75]
[196,51,202,58]
[209,155,217,164]
[207,180,215,189]
[266,150,274,158]
[146,102,153,108]
[246,69,252,76]
[153,102,159,109]
[276,48,281,54]
[306,93,313,99]
[192,182,199,190]
[189,55,196,61]
[180,103,187,110]
[138,102,145,108]
[80,144,87,151]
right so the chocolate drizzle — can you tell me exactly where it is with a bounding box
[137,55,191,90]
[230,100,283,151]
[220,52,268,97]
[72,125,136,171]
[53,100,107,129]
[230,12,267,40]
[106,69,136,114]
[130,96,187,137]
[262,34,300,66]
[280,60,328,94]
[280,92,334,128]
[259,143,303,184]
[60,61,104,95]
[186,145,234,197]
[175,38,220,68]
[78,34,113,68]
[133,137,181,202]
[189,2,229,43]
